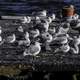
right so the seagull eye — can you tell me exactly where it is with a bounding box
[46,34,49,37]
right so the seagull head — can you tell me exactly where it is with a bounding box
[18,26,24,32]
[62,22,70,32]
[51,13,56,21]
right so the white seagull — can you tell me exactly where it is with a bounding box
[41,32,53,43]
[41,32,53,51]
[48,25,56,35]
[41,20,49,32]
[66,16,73,22]
[55,43,70,53]
[57,23,70,35]
[45,17,52,24]
[53,34,68,44]
[50,13,56,21]
[75,22,80,28]
[34,16,41,24]
[60,43,70,53]
[71,35,80,54]
[38,10,47,17]
[73,14,79,20]
[18,32,30,46]
[21,16,31,24]
[23,42,41,56]
[18,26,24,32]
[30,29,40,38]
[6,34,16,43]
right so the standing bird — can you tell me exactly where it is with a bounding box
[48,24,56,35]
[33,16,41,26]
[41,32,53,51]
[60,43,70,53]
[56,22,70,35]
[44,17,52,24]
[30,29,40,38]
[18,26,24,32]
[76,22,80,28]
[71,35,80,54]
[0,26,5,45]
[66,16,73,22]
[54,43,70,53]
[73,14,79,20]
[23,42,41,56]
[37,10,47,17]
[41,32,53,43]
[18,32,30,47]
[40,20,49,32]
[53,34,68,44]
[21,16,31,24]
[50,13,56,21]
[6,34,16,43]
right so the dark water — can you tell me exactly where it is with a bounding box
[0,1,80,15]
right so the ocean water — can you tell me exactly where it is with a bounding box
[0,1,79,15]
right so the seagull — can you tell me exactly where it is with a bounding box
[48,25,56,35]
[34,16,41,24]
[35,16,40,21]
[0,37,4,45]
[44,17,52,24]
[53,34,69,44]
[23,42,41,56]
[41,32,53,51]
[41,32,53,43]
[66,16,73,22]
[0,26,2,43]
[71,35,80,54]
[24,31,29,39]
[24,32,30,46]
[18,26,24,32]
[54,43,70,53]
[71,44,79,54]
[30,29,40,38]
[37,10,47,17]
[50,13,56,21]
[21,16,31,24]
[73,14,79,20]
[40,20,49,32]
[6,34,16,43]
[18,39,30,47]
[73,35,80,45]
[66,14,79,22]
[60,43,70,53]
[75,22,80,28]
[18,32,30,46]
[56,23,70,35]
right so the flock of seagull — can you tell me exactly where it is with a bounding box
[0,10,80,56]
